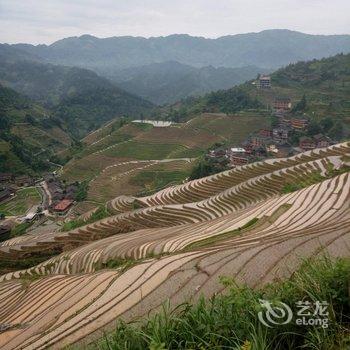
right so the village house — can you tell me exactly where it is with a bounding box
[313,134,331,148]
[0,187,15,203]
[0,173,14,184]
[208,148,227,158]
[258,75,271,89]
[278,117,292,129]
[291,118,309,131]
[275,144,293,158]
[266,144,279,154]
[226,147,246,157]
[230,155,249,167]
[273,98,292,111]
[252,146,267,158]
[242,144,254,155]
[52,199,74,215]
[272,127,289,143]
[299,136,316,150]
[250,136,265,148]
[22,212,39,223]
[259,129,272,138]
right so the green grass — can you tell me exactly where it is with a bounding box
[169,147,205,159]
[282,166,350,194]
[186,217,259,250]
[89,256,350,350]
[10,221,33,237]
[130,170,190,196]
[0,187,41,216]
[61,206,110,232]
[103,141,188,160]
[93,257,137,273]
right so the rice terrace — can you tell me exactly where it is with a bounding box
[0,2,350,349]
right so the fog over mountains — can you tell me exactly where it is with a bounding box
[2,29,350,104]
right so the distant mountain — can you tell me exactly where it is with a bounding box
[0,52,154,138]
[0,84,71,174]
[112,61,267,105]
[11,30,350,73]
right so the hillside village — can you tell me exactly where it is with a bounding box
[0,171,86,240]
[204,76,334,169]
[208,86,335,168]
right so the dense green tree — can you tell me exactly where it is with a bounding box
[307,120,322,136]
[329,121,344,140]
[292,94,307,112]
[320,117,334,132]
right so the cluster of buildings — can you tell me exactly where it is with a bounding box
[0,174,36,206]
[209,144,267,167]
[0,174,35,188]
[299,134,332,151]
[208,94,333,168]
[44,174,78,215]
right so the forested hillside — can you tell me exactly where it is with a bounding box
[0,85,71,174]
[0,49,154,138]
[168,53,350,135]
[112,61,266,105]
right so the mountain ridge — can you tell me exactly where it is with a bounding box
[10,29,350,71]
[113,61,267,105]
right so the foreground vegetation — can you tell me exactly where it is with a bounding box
[91,256,350,350]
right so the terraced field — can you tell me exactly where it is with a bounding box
[62,113,269,202]
[0,142,348,349]
[0,188,41,216]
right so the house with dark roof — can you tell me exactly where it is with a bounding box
[272,127,289,144]
[299,136,316,150]
[0,173,14,183]
[0,188,15,203]
[313,134,331,148]
[273,98,292,111]
[291,118,309,131]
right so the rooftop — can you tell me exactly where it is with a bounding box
[53,199,73,212]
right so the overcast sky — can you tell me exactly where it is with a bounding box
[0,0,349,44]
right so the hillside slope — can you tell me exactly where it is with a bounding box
[0,142,348,349]
[0,85,71,174]
[60,113,270,202]
[0,49,154,138]
[113,61,266,105]
[173,53,350,130]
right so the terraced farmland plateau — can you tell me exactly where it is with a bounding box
[0,142,349,349]
[61,113,270,204]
